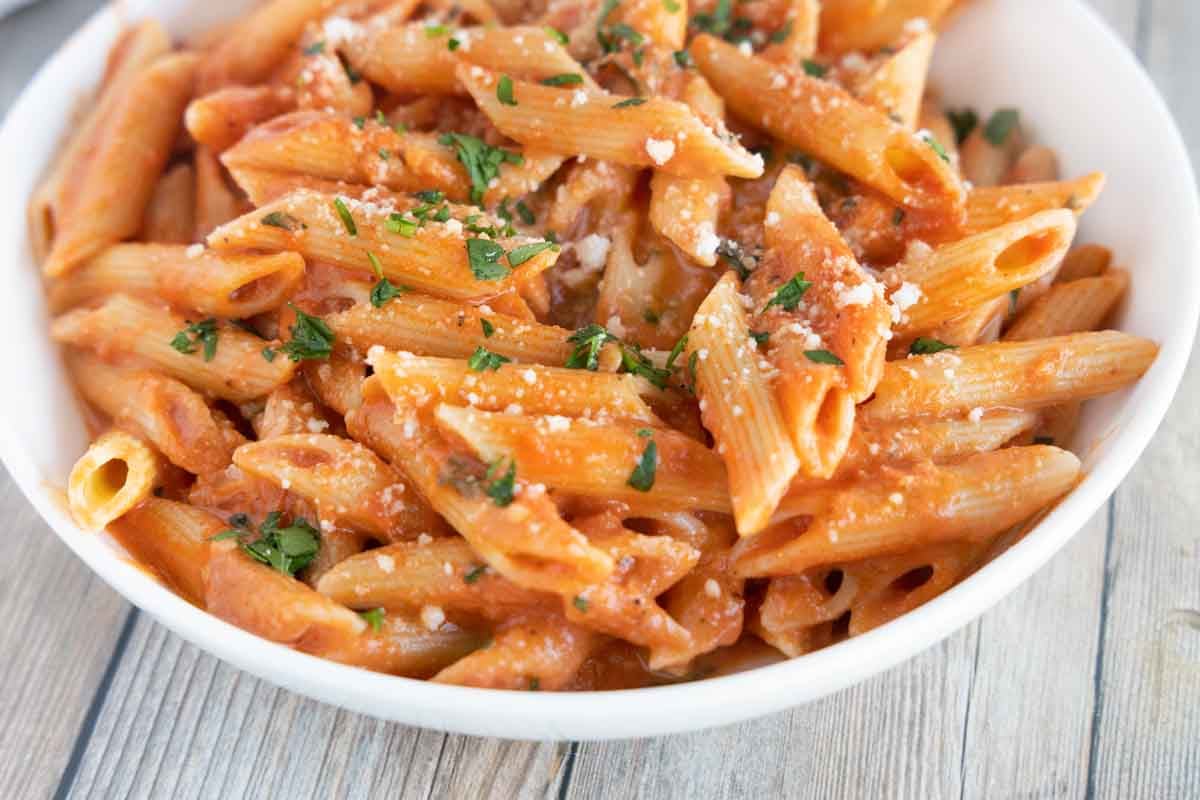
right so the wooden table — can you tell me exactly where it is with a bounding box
[1,1,1196,797]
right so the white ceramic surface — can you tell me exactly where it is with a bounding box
[0,0,1195,741]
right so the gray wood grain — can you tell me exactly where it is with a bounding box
[5,0,1200,798]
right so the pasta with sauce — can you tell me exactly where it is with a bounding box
[35,0,1156,690]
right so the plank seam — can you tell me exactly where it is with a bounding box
[1084,496,1118,799]
[556,742,580,800]
[50,607,140,800]
[422,734,451,800]
[957,626,983,800]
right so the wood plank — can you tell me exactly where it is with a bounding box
[565,631,978,800]
[1088,3,1200,795]
[59,613,564,799]
[0,474,130,800]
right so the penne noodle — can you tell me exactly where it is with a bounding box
[29,20,171,264]
[862,331,1159,422]
[688,273,800,535]
[51,294,296,403]
[108,497,219,604]
[48,244,306,318]
[185,85,297,153]
[68,430,161,531]
[458,64,765,179]
[208,190,560,302]
[1005,145,1060,184]
[761,0,820,63]
[819,0,957,55]
[1056,243,1113,283]
[432,612,598,690]
[141,163,196,244]
[886,208,1076,336]
[44,52,200,278]
[234,434,446,542]
[193,145,246,241]
[734,446,1081,576]
[853,30,936,130]
[327,294,577,364]
[1004,270,1130,342]
[347,24,598,96]
[691,35,964,215]
[369,350,657,421]
[961,173,1105,236]
[197,0,341,91]
[315,610,485,678]
[434,404,728,512]
[66,349,239,474]
[303,350,367,417]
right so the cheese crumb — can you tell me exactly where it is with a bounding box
[645,138,676,166]
[574,233,611,270]
[185,244,204,259]
[968,406,985,423]
[420,605,446,631]
[375,554,395,574]
[704,578,721,598]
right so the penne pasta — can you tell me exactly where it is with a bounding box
[142,163,196,244]
[68,430,161,531]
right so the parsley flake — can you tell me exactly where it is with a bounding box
[909,337,957,355]
[170,319,218,362]
[464,564,487,584]
[439,133,524,205]
[565,324,615,371]
[497,74,518,106]
[333,197,357,236]
[303,41,326,55]
[485,459,517,507]
[359,608,385,632]
[923,134,951,163]
[612,97,646,108]
[805,349,844,365]
[261,211,305,232]
[371,278,405,307]
[215,512,320,577]
[983,108,1020,146]
[765,274,812,311]
[480,319,496,338]
[802,59,827,77]
[627,439,657,492]
[281,304,334,361]
[545,26,569,45]
[542,73,583,86]
[947,108,978,144]
[673,49,692,68]
[507,241,556,267]
[468,346,511,371]
[573,595,590,613]
[466,238,510,280]
[749,329,769,346]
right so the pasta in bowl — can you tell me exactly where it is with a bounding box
[1,0,1195,737]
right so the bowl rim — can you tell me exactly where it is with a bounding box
[0,0,1196,741]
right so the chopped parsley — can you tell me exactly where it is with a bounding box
[565,324,614,371]
[613,97,646,109]
[468,346,511,371]
[261,211,305,231]
[415,189,445,204]
[545,26,569,45]
[466,238,510,280]
[541,73,583,86]
[924,134,951,163]
[663,0,680,10]
[371,278,405,307]
[805,349,844,365]
[693,0,732,36]
[425,23,450,37]
[637,428,653,437]
[359,608,385,632]
[507,241,557,267]
[673,49,693,68]
[280,304,334,361]
[619,345,671,389]
[749,329,769,346]
[893,208,907,226]
[599,22,644,53]
[448,37,460,51]
[497,74,517,106]
[213,511,320,577]
[947,108,978,144]
[485,459,517,507]
[765,273,812,311]
[333,197,357,236]
[387,214,417,236]
[802,59,826,77]
[573,595,590,613]
[262,347,277,362]
[463,564,487,584]
[170,319,218,362]
[303,41,326,56]
[983,108,1020,146]
[481,319,495,337]
[378,148,391,161]
[439,133,524,205]
[516,200,536,225]
[770,20,793,43]
[909,337,957,355]
[627,439,657,492]
[665,334,687,371]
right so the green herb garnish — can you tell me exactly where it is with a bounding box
[485,459,517,507]
[983,108,1020,146]
[281,305,334,361]
[170,319,218,362]
[765,274,812,311]
[805,349,843,365]
[909,337,957,355]
[627,439,657,491]
[468,346,511,371]
[333,197,357,236]
[497,75,517,106]
[466,238,510,280]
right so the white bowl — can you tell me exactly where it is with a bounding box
[0,0,1195,741]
